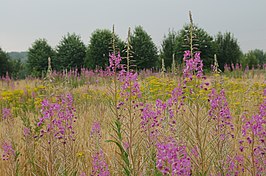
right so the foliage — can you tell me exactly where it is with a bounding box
[0,47,12,77]
[241,49,266,68]
[55,33,86,71]
[8,52,28,63]
[85,29,124,69]
[160,30,179,69]
[130,26,159,69]
[214,32,242,71]
[27,39,55,77]
[8,59,26,79]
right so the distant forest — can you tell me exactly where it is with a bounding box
[8,51,28,63]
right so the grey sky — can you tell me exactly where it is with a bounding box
[0,0,265,52]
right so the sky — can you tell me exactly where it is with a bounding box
[0,0,265,53]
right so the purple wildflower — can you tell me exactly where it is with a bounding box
[156,139,191,176]
[1,141,15,161]
[91,150,110,176]
[118,71,142,99]
[240,89,266,174]
[37,93,77,143]
[107,52,123,74]
[226,155,245,175]
[183,51,204,80]
[90,121,101,139]
[23,127,31,137]
[2,108,12,120]
[208,88,234,139]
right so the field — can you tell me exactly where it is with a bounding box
[0,52,265,176]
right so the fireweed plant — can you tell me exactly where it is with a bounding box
[90,121,110,176]
[238,91,266,175]
[208,88,235,175]
[107,52,145,175]
[1,140,20,175]
[35,93,78,175]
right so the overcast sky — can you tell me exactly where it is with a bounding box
[0,0,265,52]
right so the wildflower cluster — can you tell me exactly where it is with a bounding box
[226,154,245,175]
[118,71,142,99]
[108,52,123,72]
[156,139,191,175]
[141,100,166,141]
[208,88,234,139]
[1,108,12,120]
[37,93,77,143]
[90,122,110,176]
[183,51,203,80]
[91,150,110,176]
[1,141,15,161]
[240,89,266,174]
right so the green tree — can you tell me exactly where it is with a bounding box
[85,29,124,69]
[176,24,216,69]
[130,26,158,69]
[9,59,26,79]
[241,49,266,68]
[55,33,86,70]
[160,30,178,69]
[249,49,265,65]
[0,47,12,77]
[214,32,242,70]
[27,39,55,77]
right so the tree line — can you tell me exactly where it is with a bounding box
[1,25,265,78]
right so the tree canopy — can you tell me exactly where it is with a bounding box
[0,47,12,77]
[241,49,266,68]
[214,32,242,70]
[55,33,86,71]
[130,26,158,69]
[160,30,178,69]
[85,29,124,69]
[27,39,55,77]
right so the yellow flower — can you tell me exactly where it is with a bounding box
[76,151,84,158]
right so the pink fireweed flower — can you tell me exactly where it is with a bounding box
[226,154,245,175]
[224,64,231,72]
[141,103,160,141]
[107,52,123,74]
[118,71,142,99]
[167,84,184,110]
[242,89,265,142]
[183,50,191,60]
[23,127,31,137]
[156,139,191,176]
[208,88,234,139]
[1,141,15,161]
[90,121,101,139]
[91,150,110,176]
[2,108,12,120]
[37,93,77,143]
[240,89,266,174]
[183,51,204,80]
[141,99,172,142]
[90,122,110,176]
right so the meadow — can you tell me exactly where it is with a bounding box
[0,51,265,176]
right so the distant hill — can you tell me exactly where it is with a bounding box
[8,51,28,63]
